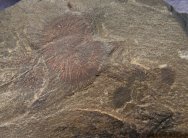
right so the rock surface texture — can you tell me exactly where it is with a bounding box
[164,0,188,35]
[0,0,188,137]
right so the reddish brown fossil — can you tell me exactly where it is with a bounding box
[40,14,105,89]
[41,14,93,44]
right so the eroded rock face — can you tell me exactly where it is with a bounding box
[0,0,21,10]
[165,0,188,35]
[0,0,188,137]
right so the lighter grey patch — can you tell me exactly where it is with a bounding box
[178,50,188,60]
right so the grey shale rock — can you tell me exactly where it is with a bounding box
[0,0,21,10]
[164,0,188,35]
[0,0,188,137]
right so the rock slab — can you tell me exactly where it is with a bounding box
[0,0,188,137]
